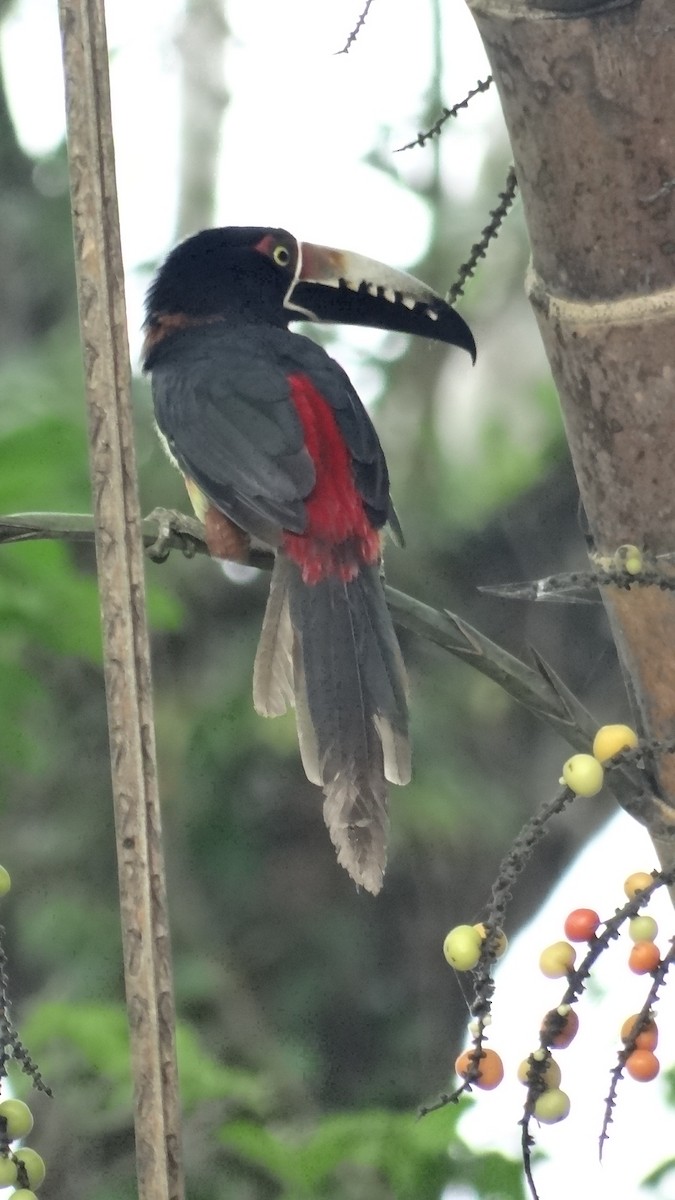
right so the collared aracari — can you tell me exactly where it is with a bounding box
[143,227,475,894]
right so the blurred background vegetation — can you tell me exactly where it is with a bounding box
[0,0,634,1196]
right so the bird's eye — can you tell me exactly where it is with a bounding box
[273,244,291,267]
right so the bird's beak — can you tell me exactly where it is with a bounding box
[287,241,476,362]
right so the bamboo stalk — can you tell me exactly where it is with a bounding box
[57,2,184,1197]
[467,0,675,885]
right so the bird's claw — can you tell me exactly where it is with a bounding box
[145,507,205,562]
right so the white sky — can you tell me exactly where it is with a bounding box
[2,2,674,1198]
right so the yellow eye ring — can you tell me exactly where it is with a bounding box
[273,244,290,267]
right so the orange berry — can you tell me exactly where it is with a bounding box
[542,1007,579,1049]
[628,941,661,974]
[563,908,600,942]
[473,924,508,959]
[592,724,638,763]
[624,871,653,900]
[455,1047,504,1090]
[621,1014,658,1051]
[625,1049,660,1082]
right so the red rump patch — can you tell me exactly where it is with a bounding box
[283,373,380,584]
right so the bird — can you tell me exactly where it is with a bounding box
[143,226,475,894]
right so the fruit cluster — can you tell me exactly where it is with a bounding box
[442,727,670,1131]
[560,723,639,798]
[0,867,46,1199]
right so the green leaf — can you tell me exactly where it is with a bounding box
[643,1157,675,1189]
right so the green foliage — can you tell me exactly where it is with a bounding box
[643,1159,675,1190]
[22,1001,265,1115]
[222,1104,524,1199]
[0,330,181,766]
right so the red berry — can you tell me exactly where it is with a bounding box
[563,908,600,942]
[542,1007,579,1049]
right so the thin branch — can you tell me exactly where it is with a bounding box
[57,4,184,1199]
[395,76,493,152]
[0,509,660,831]
[336,0,376,55]
[600,938,675,1158]
[447,165,518,304]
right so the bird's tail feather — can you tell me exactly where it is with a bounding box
[253,553,409,894]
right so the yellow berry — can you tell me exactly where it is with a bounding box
[0,868,11,898]
[533,1088,571,1123]
[624,871,654,900]
[443,925,482,971]
[561,754,604,797]
[473,924,508,959]
[517,1054,561,1090]
[614,544,643,575]
[539,941,576,979]
[592,724,638,763]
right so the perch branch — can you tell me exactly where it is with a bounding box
[2,509,664,832]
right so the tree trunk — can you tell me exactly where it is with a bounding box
[466,0,675,871]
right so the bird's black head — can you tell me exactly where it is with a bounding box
[145,226,299,329]
[145,225,476,361]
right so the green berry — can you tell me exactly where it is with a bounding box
[14,1148,45,1189]
[533,1087,571,1123]
[0,867,11,898]
[10,1192,38,1199]
[0,1155,17,1185]
[443,925,482,971]
[628,915,658,943]
[614,544,643,575]
[0,1099,33,1140]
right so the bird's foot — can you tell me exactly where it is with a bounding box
[144,507,205,563]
